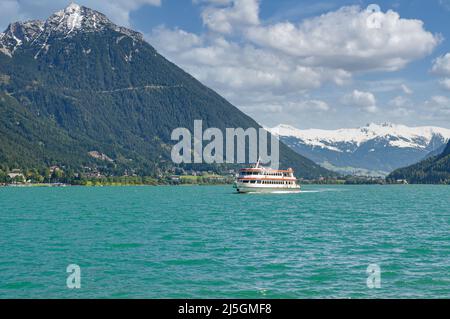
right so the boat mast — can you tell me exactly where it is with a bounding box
[255,157,261,168]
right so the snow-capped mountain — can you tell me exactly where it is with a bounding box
[269,123,450,176]
[0,3,142,58]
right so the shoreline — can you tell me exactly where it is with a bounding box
[1,182,448,187]
[0,183,234,188]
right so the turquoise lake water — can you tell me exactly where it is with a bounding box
[0,185,449,298]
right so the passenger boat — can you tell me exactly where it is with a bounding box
[234,159,301,193]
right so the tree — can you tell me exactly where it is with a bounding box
[13,175,24,184]
[0,170,6,184]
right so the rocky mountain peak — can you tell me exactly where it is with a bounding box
[0,20,44,56]
[0,3,143,57]
[45,3,142,40]
[47,3,110,35]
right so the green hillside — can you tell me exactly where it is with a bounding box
[387,141,450,184]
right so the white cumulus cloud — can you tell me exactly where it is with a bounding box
[431,53,450,77]
[431,53,450,92]
[149,27,351,95]
[148,3,441,125]
[389,95,410,108]
[200,0,260,34]
[343,90,378,113]
[245,6,440,72]
[424,95,450,116]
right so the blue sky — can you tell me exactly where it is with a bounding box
[1,0,450,129]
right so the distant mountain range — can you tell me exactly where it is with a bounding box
[269,123,450,176]
[0,3,333,179]
[388,141,450,184]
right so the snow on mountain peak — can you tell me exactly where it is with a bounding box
[46,3,143,40]
[48,3,108,35]
[270,123,450,150]
[61,3,83,32]
[0,3,144,58]
[0,20,44,56]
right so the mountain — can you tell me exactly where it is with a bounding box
[0,3,332,179]
[269,123,450,176]
[423,143,447,159]
[387,141,450,184]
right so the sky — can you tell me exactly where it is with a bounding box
[1,0,450,129]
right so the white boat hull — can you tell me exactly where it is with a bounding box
[234,183,301,193]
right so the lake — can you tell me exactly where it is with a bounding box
[0,185,449,298]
